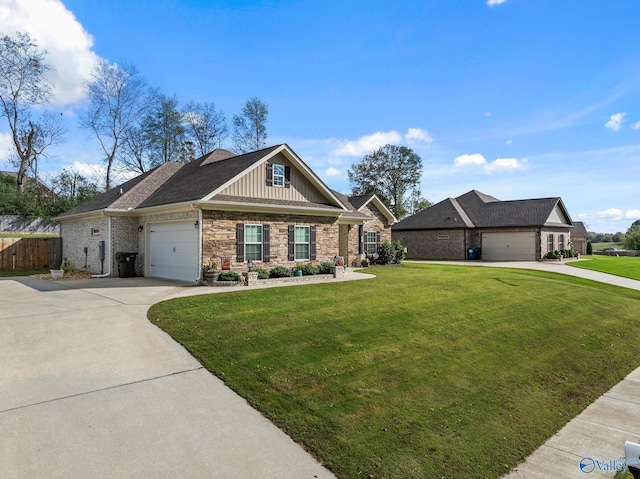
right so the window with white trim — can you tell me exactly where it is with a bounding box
[547,234,554,251]
[559,234,565,250]
[245,224,263,261]
[366,231,378,255]
[295,226,310,260]
[273,164,285,187]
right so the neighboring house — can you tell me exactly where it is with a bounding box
[55,144,396,281]
[391,190,574,261]
[570,221,588,255]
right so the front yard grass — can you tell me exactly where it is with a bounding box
[149,263,640,478]
[569,255,640,281]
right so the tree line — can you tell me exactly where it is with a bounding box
[0,31,269,195]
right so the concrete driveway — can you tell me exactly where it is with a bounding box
[0,276,336,479]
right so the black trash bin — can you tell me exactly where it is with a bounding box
[116,252,138,278]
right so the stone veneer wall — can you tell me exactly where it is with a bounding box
[60,216,110,274]
[202,210,340,271]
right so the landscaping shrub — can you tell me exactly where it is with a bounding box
[301,263,319,275]
[269,265,293,278]
[376,240,395,264]
[392,240,405,264]
[218,271,241,281]
[253,268,269,279]
[587,242,593,255]
[318,261,334,274]
[546,251,557,259]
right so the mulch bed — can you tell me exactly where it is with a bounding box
[35,271,94,280]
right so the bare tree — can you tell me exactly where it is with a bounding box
[232,97,268,154]
[81,59,156,189]
[143,94,186,166]
[183,101,228,156]
[0,31,61,192]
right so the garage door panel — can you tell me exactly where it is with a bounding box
[148,222,199,282]
[482,232,536,261]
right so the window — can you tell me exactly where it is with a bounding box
[245,225,262,261]
[295,226,310,260]
[437,235,450,240]
[273,164,285,187]
[559,234,565,250]
[366,231,378,255]
[547,234,554,251]
[237,224,270,263]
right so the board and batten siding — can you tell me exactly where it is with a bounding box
[219,154,329,204]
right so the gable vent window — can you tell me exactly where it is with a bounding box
[437,235,450,240]
[266,163,291,188]
[273,164,285,187]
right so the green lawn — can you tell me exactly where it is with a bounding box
[149,263,640,478]
[0,268,49,277]
[590,242,623,251]
[569,255,640,281]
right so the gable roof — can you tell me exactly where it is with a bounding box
[572,221,588,237]
[348,194,397,224]
[392,190,573,231]
[56,144,352,220]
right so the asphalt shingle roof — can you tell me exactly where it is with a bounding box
[392,190,571,231]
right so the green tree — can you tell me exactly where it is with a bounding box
[624,220,640,250]
[348,144,423,219]
[0,32,64,192]
[232,97,268,154]
[143,94,187,166]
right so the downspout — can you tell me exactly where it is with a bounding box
[91,214,112,278]
[192,203,203,282]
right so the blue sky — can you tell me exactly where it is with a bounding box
[1,0,639,233]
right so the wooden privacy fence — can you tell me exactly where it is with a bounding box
[0,237,62,271]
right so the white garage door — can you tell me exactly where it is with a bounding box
[148,222,199,282]
[482,232,536,261]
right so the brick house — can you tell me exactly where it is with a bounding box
[55,144,396,281]
[391,190,575,261]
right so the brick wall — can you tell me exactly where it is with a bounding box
[392,229,467,260]
[202,210,340,271]
[60,216,110,274]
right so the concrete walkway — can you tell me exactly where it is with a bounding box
[410,259,640,478]
[0,271,370,479]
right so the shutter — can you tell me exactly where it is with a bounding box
[236,223,245,262]
[310,225,316,260]
[376,231,381,249]
[265,163,273,186]
[288,225,295,261]
[284,166,291,189]
[358,225,364,254]
[263,224,270,262]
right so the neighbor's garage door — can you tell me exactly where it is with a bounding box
[482,232,536,261]
[148,221,199,282]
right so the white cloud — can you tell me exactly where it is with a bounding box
[454,153,487,168]
[631,121,640,130]
[625,209,640,219]
[605,113,625,132]
[0,0,100,106]
[404,128,434,145]
[334,130,403,157]
[0,132,12,155]
[505,139,512,145]
[325,167,341,177]
[484,111,492,117]
[484,157,526,172]
[453,153,526,173]
[596,208,623,220]
[487,0,507,5]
